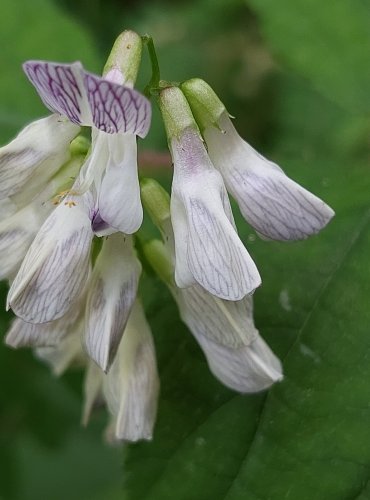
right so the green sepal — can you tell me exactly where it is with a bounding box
[181,78,225,133]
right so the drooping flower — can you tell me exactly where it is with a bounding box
[23,30,151,235]
[83,300,159,443]
[141,178,283,393]
[181,78,334,241]
[84,233,142,372]
[158,86,261,301]
[7,241,159,443]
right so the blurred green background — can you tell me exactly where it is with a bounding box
[1,0,370,499]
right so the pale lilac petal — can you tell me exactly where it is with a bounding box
[103,301,159,442]
[227,162,335,240]
[97,135,142,234]
[5,298,82,348]
[0,114,79,202]
[195,332,283,393]
[170,129,261,300]
[6,317,63,348]
[205,113,335,240]
[84,234,141,372]
[23,61,92,125]
[178,285,257,348]
[183,175,261,300]
[174,284,282,392]
[7,195,93,323]
[84,72,151,136]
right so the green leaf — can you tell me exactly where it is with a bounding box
[247,0,370,114]
[123,45,370,500]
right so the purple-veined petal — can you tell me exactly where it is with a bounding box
[174,285,283,391]
[0,114,79,202]
[23,61,152,136]
[170,191,195,288]
[103,300,159,442]
[194,331,283,393]
[5,296,82,348]
[7,194,94,323]
[156,230,283,392]
[84,234,141,372]
[97,134,143,235]
[205,112,334,241]
[177,285,258,348]
[84,71,151,137]
[183,173,260,300]
[23,61,92,125]
[170,129,261,300]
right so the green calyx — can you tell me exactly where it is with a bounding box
[142,239,174,286]
[140,177,171,230]
[103,30,142,85]
[157,85,200,141]
[69,135,90,157]
[181,78,225,133]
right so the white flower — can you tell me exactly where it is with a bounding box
[204,112,334,240]
[0,114,79,208]
[0,153,84,282]
[182,78,334,241]
[7,192,94,323]
[83,300,159,443]
[159,87,261,301]
[84,233,141,372]
[23,55,151,234]
[0,195,50,282]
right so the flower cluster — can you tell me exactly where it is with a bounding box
[1,30,334,442]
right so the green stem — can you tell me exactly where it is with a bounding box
[142,35,161,98]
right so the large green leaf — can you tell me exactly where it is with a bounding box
[123,46,370,500]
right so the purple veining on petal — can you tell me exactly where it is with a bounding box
[84,72,151,137]
[23,61,85,124]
